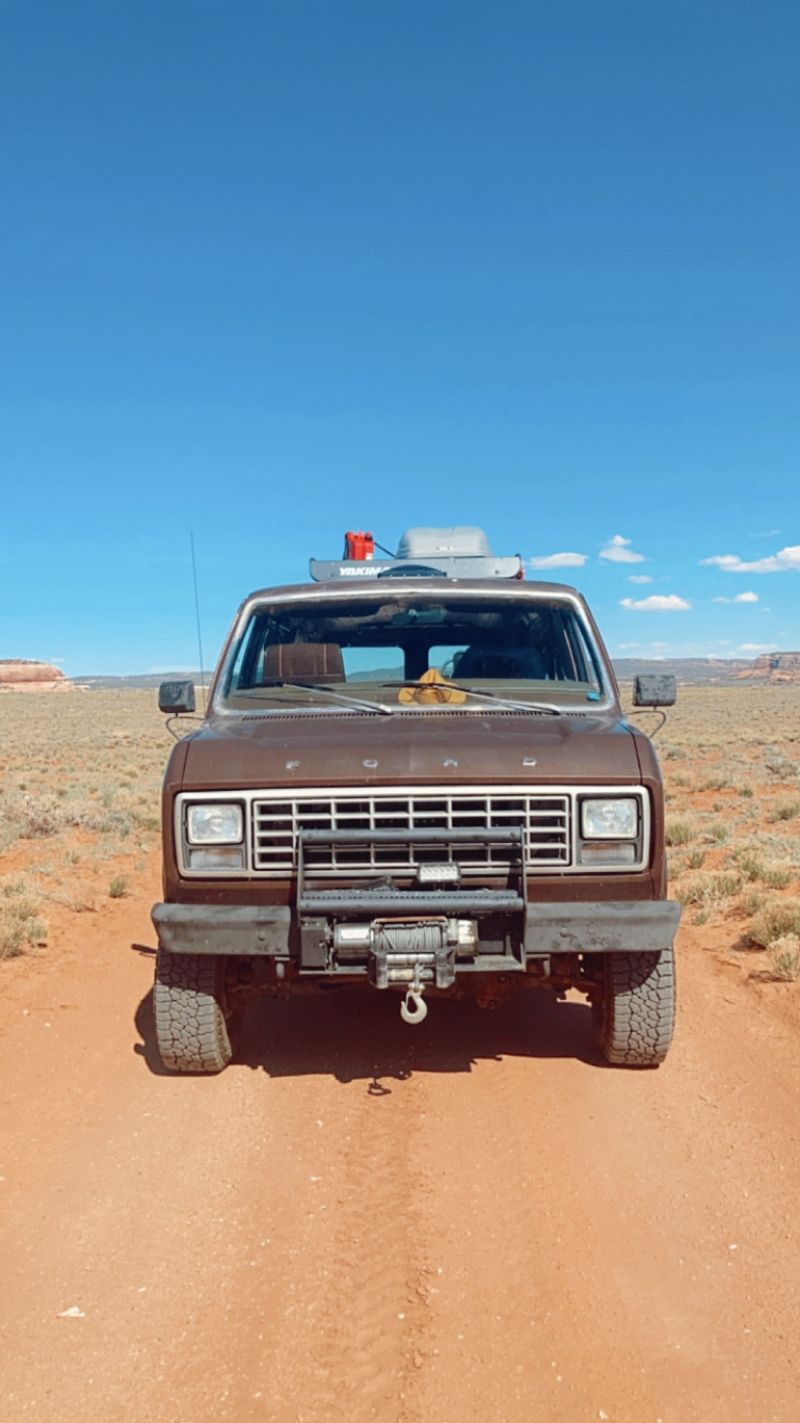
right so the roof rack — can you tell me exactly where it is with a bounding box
[310,526,524,582]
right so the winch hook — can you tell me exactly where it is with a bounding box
[400,989,428,1025]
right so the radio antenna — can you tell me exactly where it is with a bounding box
[189,531,207,713]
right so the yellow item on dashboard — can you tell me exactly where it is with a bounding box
[398,668,467,705]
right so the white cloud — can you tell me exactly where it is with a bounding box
[600,534,646,564]
[620,594,691,612]
[738,642,778,653]
[713,591,759,604]
[701,545,800,574]
[528,551,588,569]
[627,574,653,584]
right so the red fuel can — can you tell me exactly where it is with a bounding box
[343,530,375,560]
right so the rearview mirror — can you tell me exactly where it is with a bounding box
[633,674,677,708]
[158,679,196,714]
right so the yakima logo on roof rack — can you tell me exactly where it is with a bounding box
[310,526,524,582]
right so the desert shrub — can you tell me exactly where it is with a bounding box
[701,775,730,792]
[97,809,133,837]
[762,865,793,890]
[768,800,800,823]
[0,894,48,959]
[705,821,729,844]
[0,791,64,844]
[741,890,766,915]
[677,870,742,908]
[732,848,766,881]
[686,849,706,870]
[763,747,798,778]
[108,875,129,899]
[769,935,800,981]
[737,785,754,799]
[749,899,800,948]
[666,818,692,847]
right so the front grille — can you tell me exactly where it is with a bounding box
[252,790,571,877]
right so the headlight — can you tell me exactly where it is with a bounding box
[186,802,244,845]
[581,797,638,839]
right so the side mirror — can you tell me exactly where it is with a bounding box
[633,673,677,708]
[159,679,196,715]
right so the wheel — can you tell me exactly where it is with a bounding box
[595,945,676,1067]
[153,950,236,1074]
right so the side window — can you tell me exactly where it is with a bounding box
[562,613,602,688]
[227,616,266,691]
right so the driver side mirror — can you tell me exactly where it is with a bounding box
[158,679,196,715]
[633,673,677,708]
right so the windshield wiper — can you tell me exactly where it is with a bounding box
[256,681,394,716]
[380,681,562,715]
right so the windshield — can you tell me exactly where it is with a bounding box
[217,593,607,712]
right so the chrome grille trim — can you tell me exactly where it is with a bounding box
[254,790,570,876]
[175,785,649,878]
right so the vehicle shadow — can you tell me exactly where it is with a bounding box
[134,976,606,1083]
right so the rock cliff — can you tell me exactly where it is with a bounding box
[0,660,72,693]
[735,652,800,684]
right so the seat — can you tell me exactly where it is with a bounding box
[262,642,345,685]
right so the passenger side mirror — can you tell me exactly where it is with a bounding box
[158,679,196,715]
[633,673,677,708]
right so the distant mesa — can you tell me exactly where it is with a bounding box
[735,651,800,685]
[0,659,73,693]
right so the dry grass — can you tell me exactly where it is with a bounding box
[625,685,800,955]
[768,935,800,982]
[0,691,171,959]
[749,900,800,949]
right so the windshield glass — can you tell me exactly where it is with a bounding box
[218,593,607,712]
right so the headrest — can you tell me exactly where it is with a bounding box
[262,642,345,685]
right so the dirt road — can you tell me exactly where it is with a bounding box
[2,864,799,1423]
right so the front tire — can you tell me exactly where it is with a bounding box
[154,950,236,1074]
[595,945,676,1067]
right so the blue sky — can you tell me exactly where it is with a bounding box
[1,0,797,675]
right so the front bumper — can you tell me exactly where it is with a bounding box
[151,899,680,959]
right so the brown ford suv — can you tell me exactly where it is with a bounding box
[152,527,680,1073]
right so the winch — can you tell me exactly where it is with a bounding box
[371,918,455,1026]
[331,916,465,1025]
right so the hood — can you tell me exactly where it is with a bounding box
[182,709,641,789]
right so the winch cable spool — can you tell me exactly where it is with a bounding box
[372,921,440,1025]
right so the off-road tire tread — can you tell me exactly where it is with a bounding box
[154,950,233,1074]
[598,946,675,1067]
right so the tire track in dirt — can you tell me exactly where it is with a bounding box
[232,988,441,1423]
[400,995,665,1423]
[299,1073,432,1423]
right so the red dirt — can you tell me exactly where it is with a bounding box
[2,857,799,1422]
